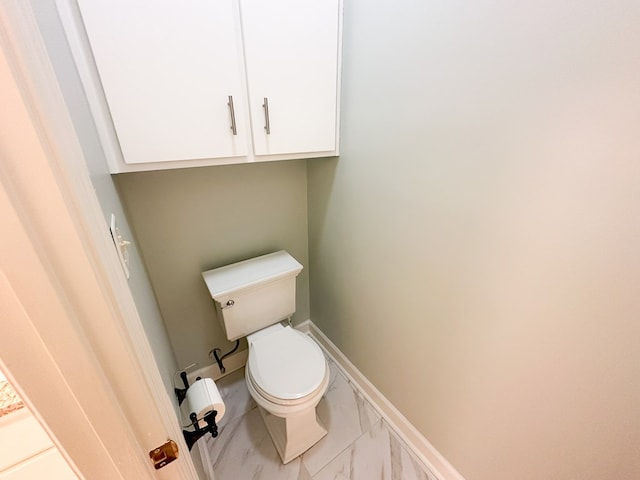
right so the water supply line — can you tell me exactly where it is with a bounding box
[209,339,240,374]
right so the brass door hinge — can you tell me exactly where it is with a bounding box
[149,440,179,470]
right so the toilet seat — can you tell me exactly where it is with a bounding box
[247,364,329,407]
[247,326,327,401]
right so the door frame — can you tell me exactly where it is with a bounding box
[0,2,200,479]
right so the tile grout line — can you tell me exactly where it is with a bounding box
[198,321,460,480]
[299,320,464,480]
[306,418,386,479]
[305,354,430,479]
[314,415,398,479]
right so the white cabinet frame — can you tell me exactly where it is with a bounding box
[58,0,342,173]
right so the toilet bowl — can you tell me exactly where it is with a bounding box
[202,251,329,463]
[245,324,329,462]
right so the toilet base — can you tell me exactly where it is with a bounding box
[258,406,327,464]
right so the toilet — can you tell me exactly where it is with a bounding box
[202,251,329,463]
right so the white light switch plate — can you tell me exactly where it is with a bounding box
[109,214,130,279]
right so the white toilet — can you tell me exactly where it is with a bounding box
[202,251,329,463]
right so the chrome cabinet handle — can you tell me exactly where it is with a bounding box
[227,95,237,135]
[262,97,271,135]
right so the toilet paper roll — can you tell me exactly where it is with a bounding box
[185,378,225,428]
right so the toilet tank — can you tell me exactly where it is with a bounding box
[202,251,303,341]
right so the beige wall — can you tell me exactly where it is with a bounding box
[115,161,310,370]
[308,2,640,480]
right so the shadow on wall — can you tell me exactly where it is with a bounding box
[306,157,345,344]
[307,157,339,243]
[113,160,310,371]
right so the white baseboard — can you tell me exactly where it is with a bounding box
[190,351,248,480]
[196,439,215,480]
[298,319,466,480]
[185,349,248,384]
[196,320,465,480]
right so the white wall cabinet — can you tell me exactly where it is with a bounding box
[241,0,340,156]
[77,0,249,166]
[65,0,342,172]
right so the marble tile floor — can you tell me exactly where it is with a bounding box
[201,356,438,480]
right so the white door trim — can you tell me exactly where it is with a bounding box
[0,2,199,478]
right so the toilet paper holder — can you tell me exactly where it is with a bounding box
[175,372,219,450]
[183,409,218,450]
[174,371,191,406]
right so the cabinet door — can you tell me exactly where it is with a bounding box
[241,0,340,156]
[77,0,248,164]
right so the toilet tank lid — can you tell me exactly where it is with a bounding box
[202,250,303,300]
